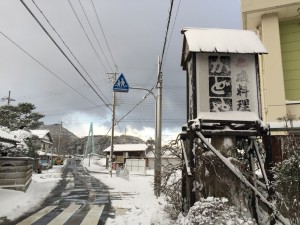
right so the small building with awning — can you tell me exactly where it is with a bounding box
[103,144,148,164]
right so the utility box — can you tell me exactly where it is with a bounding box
[181,28,267,128]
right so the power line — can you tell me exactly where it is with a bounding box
[112,0,177,132]
[164,0,182,68]
[0,30,99,107]
[158,0,175,81]
[19,0,112,112]
[67,0,111,74]
[90,0,117,69]
[78,0,113,72]
[31,0,110,104]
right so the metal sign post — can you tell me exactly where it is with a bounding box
[108,73,129,177]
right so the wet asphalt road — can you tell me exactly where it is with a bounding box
[7,159,114,225]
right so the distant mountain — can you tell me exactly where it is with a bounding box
[39,124,145,156]
[74,134,145,156]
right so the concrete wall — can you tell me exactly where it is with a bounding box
[0,157,34,192]
[241,0,300,122]
[261,13,287,121]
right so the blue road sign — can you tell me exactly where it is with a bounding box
[113,73,129,92]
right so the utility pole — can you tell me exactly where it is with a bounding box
[1,91,15,105]
[155,56,162,197]
[57,121,63,156]
[107,71,118,177]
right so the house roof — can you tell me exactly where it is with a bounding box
[37,150,58,157]
[30,129,53,143]
[103,144,148,152]
[0,128,19,144]
[181,28,267,66]
[30,130,49,138]
[146,150,178,159]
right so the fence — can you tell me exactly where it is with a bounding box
[0,157,34,191]
[125,159,146,175]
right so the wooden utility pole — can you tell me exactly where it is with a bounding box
[1,91,15,105]
[155,57,162,197]
[57,121,63,156]
[107,71,118,177]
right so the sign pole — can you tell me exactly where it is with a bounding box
[108,72,118,177]
[110,88,116,177]
[109,72,129,177]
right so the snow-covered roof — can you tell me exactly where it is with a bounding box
[0,128,19,143]
[146,150,177,159]
[30,130,50,138]
[181,28,267,65]
[30,129,53,143]
[37,150,58,157]
[268,121,300,130]
[10,129,32,140]
[103,144,148,152]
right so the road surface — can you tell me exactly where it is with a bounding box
[10,159,114,225]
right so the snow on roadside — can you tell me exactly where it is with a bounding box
[0,157,173,225]
[84,157,173,225]
[0,165,63,222]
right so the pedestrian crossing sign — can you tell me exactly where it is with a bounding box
[113,73,129,92]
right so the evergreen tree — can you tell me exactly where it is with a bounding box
[0,102,44,130]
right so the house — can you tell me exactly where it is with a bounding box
[241,0,300,161]
[146,150,181,170]
[30,130,55,165]
[103,144,149,169]
[103,143,181,171]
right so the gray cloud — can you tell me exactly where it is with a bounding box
[0,0,241,140]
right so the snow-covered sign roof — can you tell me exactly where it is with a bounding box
[181,28,267,65]
[103,144,148,152]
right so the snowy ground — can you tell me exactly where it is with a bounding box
[83,158,172,225]
[0,158,171,225]
[0,164,64,223]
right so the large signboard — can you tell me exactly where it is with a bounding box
[196,53,259,116]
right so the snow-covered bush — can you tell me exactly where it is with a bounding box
[176,197,256,225]
[272,140,300,225]
[160,140,182,219]
[272,114,300,225]
[0,126,32,157]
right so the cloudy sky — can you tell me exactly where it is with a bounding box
[0,0,241,141]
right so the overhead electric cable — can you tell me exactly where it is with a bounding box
[78,0,113,72]
[164,0,182,68]
[67,0,111,73]
[0,30,99,107]
[90,0,117,69]
[115,0,176,125]
[19,0,112,112]
[157,0,174,86]
[105,0,176,135]
[31,0,110,103]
